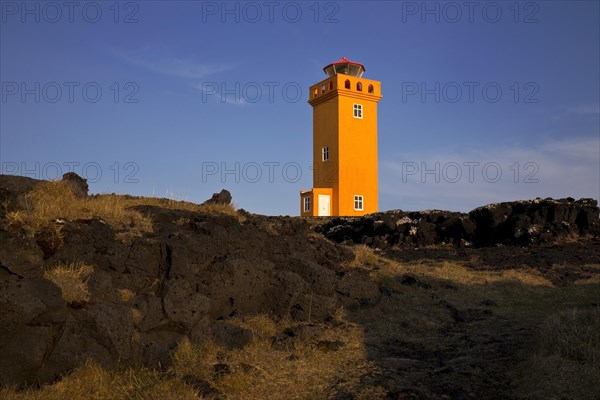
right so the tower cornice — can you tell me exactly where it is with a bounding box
[308,89,382,106]
[308,73,382,106]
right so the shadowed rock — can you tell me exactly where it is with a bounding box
[317,198,599,248]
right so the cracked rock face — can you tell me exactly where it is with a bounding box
[0,175,379,386]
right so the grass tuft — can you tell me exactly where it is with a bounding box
[538,307,600,363]
[44,262,94,305]
[513,307,600,400]
[350,244,382,268]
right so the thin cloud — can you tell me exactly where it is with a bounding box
[567,103,600,115]
[539,136,599,161]
[381,136,600,212]
[110,49,232,79]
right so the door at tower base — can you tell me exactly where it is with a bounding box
[300,188,333,217]
[318,194,330,216]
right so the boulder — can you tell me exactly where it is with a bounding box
[62,172,88,197]
[0,175,40,218]
[202,189,232,205]
[0,271,68,386]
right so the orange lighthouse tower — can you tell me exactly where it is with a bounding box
[300,57,382,216]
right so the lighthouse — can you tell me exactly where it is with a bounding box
[300,57,382,216]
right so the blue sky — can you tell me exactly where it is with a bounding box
[1,0,599,215]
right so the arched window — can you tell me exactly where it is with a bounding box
[321,84,326,93]
[356,82,363,91]
[313,88,318,97]
[368,84,374,94]
[329,81,333,90]
[344,79,351,89]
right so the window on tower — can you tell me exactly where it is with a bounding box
[304,197,311,212]
[356,82,363,91]
[368,84,374,94]
[344,80,351,89]
[353,104,363,119]
[354,195,364,211]
[322,146,329,161]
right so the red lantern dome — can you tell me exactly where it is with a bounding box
[323,57,366,77]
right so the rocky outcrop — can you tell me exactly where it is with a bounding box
[0,175,379,386]
[318,198,599,248]
[202,189,232,205]
[62,172,88,197]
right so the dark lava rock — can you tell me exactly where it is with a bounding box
[181,375,222,399]
[317,198,599,249]
[239,362,258,373]
[0,175,39,219]
[0,270,68,386]
[62,172,88,197]
[202,189,232,205]
[397,275,431,290]
[212,363,231,379]
[0,175,379,386]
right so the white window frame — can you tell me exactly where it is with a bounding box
[354,195,364,211]
[303,197,311,212]
[322,146,329,161]
[353,103,363,119]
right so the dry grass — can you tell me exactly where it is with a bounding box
[574,264,600,285]
[378,260,553,287]
[513,308,600,400]
[0,315,384,400]
[369,258,599,321]
[0,360,200,400]
[350,244,383,268]
[5,180,241,238]
[538,308,600,363]
[6,180,153,236]
[355,254,600,400]
[351,245,553,288]
[43,262,94,304]
[170,315,379,400]
[128,195,239,217]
